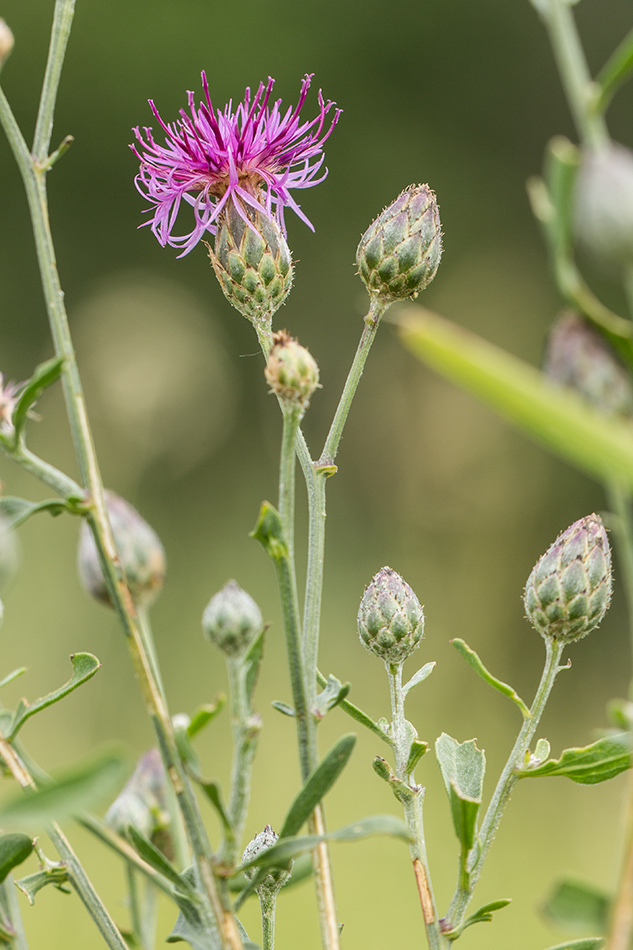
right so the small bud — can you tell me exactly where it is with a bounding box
[357,566,424,666]
[524,514,612,643]
[357,184,442,302]
[574,143,633,271]
[543,311,633,418]
[241,825,291,896]
[78,491,166,609]
[264,330,320,410]
[0,21,14,67]
[202,580,263,659]
[208,202,293,327]
[105,749,173,858]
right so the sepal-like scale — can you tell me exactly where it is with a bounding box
[357,566,424,665]
[210,203,293,325]
[357,184,442,302]
[523,514,612,643]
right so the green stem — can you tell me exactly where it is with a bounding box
[7,442,83,498]
[126,865,143,946]
[0,877,28,950]
[449,637,565,926]
[259,893,276,950]
[388,665,443,949]
[32,0,75,161]
[606,482,633,675]
[279,406,302,563]
[537,0,609,148]
[221,658,261,866]
[0,16,240,949]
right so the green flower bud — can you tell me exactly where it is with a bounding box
[524,514,612,643]
[357,566,425,666]
[105,749,173,858]
[357,184,442,303]
[264,330,320,410]
[241,825,291,896]
[78,491,166,609]
[0,21,14,68]
[202,580,263,659]
[574,143,633,272]
[543,311,633,418]
[208,202,293,327]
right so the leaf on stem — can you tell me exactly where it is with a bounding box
[249,502,287,561]
[243,629,266,704]
[397,307,633,492]
[7,652,101,740]
[405,739,429,774]
[16,864,70,904]
[186,697,226,738]
[316,669,392,745]
[0,667,27,690]
[197,780,234,840]
[402,662,436,696]
[0,496,73,528]
[0,751,126,829]
[543,878,610,933]
[442,898,511,939]
[128,827,195,894]
[517,735,631,784]
[451,639,529,717]
[271,701,295,717]
[594,25,633,114]
[314,673,351,719]
[11,356,64,443]
[540,940,604,950]
[280,734,356,838]
[0,832,33,882]
[435,733,485,855]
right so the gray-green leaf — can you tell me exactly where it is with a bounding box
[280,733,356,838]
[8,653,101,740]
[543,878,610,933]
[435,733,485,854]
[0,832,33,882]
[517,735,631,784]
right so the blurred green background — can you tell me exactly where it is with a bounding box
[1,0,632,947]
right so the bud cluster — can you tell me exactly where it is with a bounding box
[209,203,293,325]
[357,566,424,665]
[356,184,442,302]
[523,514,612,643]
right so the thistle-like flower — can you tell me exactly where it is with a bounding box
[132,73,341,256]
[357,566,425,666]
[0,374,25,437]
[524,514,612,643]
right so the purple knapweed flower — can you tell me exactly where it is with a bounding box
[0,374,25,437]
[132,73,341,257]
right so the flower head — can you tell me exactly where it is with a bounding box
[0,374,25,437]
[132,73,341,256]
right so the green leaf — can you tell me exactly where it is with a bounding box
[12,356,64,442]
[243,630,265,704]
[249,502,288,561]
[435,734,485,854]
[166,892,219,950]
[594,25,633,114]
[403,662,436,696]
[197,780,234,839]
[0,751,126,829]
[406,739,429,774]
[517,735,632,784]
[451,639,530,717]
[316,669,392,746]
[128,827,194,893]
[15,865,70,904]
[314,674,351,719]
[271,701,295,717]
[444,898,511,939]
[187,697,226,738]
[0,496,72,529]
[0,667,27,690]
[397,307,633,493]
[543,878,610,933]
[8,653,101,740]
[540,940,604,950]
[0,833,33,882]
[280,734,356,838]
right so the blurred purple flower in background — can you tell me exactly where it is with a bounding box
[132,73,341,256]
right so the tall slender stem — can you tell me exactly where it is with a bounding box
[0,878,28,950]
[449,637,565,925]
[537,0,609,149]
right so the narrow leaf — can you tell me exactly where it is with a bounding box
[518,735,631,784]
[244,630,265,704]
[403,662,436,696]
[280,734,356,838]
[444,898,511,938]
[0,752,126,829]
[0,667,27,690]
[15,865,70,904]
[451,639,530,717]
[316,669,392,746]
[595,25,633,113]
[128,827,194,893]
[398,307,633,493]
[0,496,71,528]
[197,780,234,838]
[541,940,604,950]
[406,740,429,774]
[249,502,288,561]
[543,878,610,933]
[271,701,295,717]
[12,356,64,440]
[8,653,101,740]
[0,833,33,882]
[187,697,226,738]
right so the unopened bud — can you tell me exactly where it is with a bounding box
[78,491,166,609]
[0,21,14,67]
[524,514,612,643]
[264,330,319,409]
[241,825,291,896]
[574,143,633,271]
[357,566,424,666]
[357,184,442,302]
[202,580,263,659]
[105,750,173,858]
[209,203,293,327]
[543,311,633,418]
